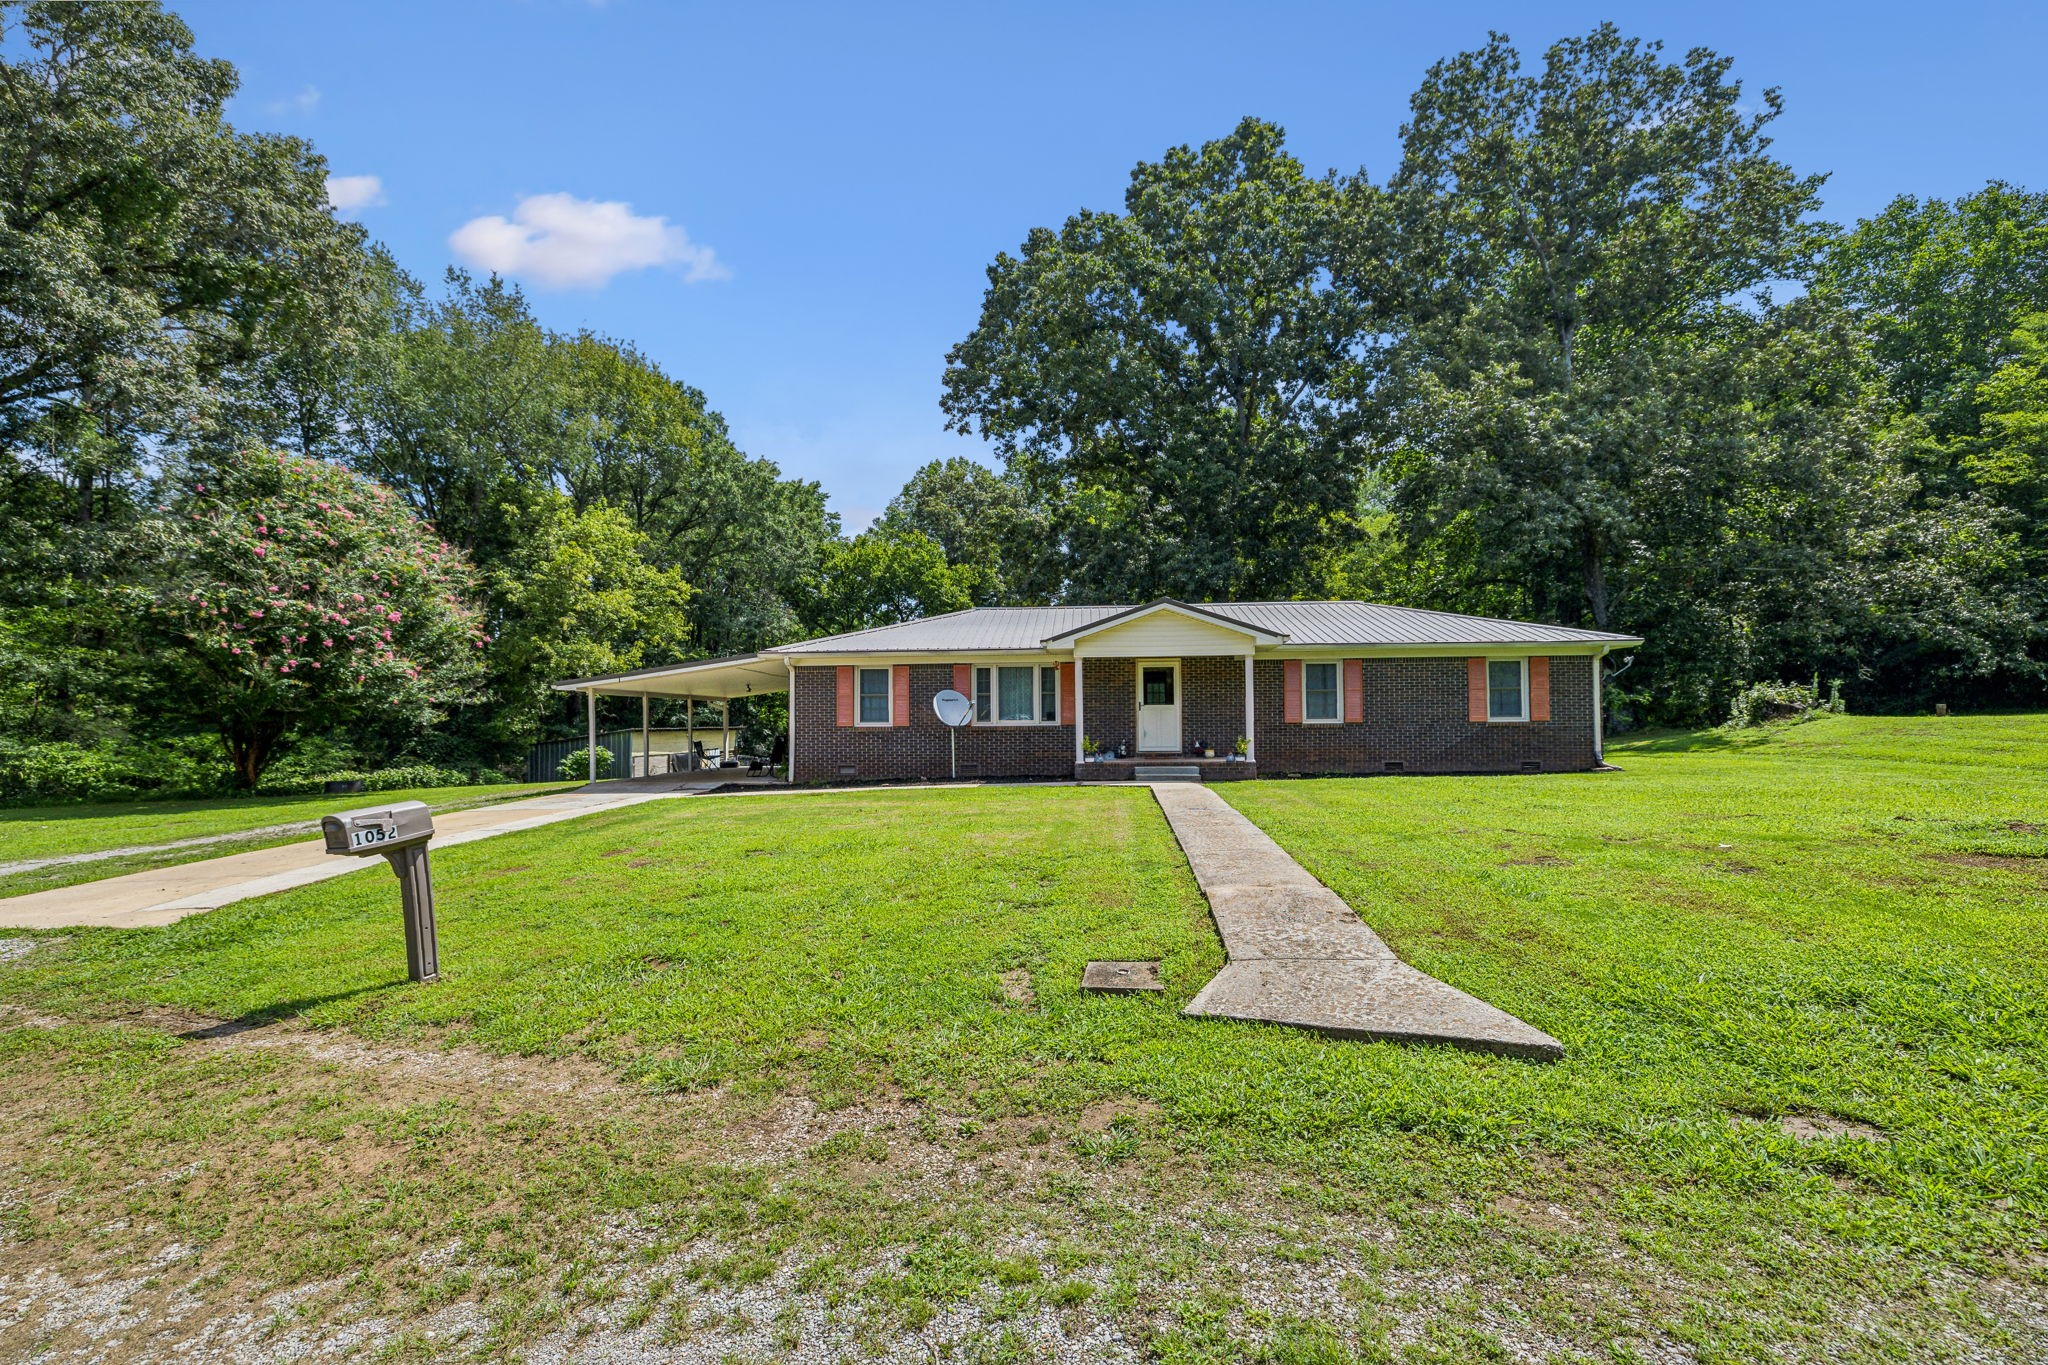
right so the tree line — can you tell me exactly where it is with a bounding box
[3,4,2042,797]
[921,28,2047,724]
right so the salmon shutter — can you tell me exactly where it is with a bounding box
[1467,658,1487,722]
[1059,663,1076,724]
[1343,659,1364,723]
[892,665,911,726]
[1530,656,1551,722]
[835,666,854,727]
[1283,660,1303,724]
[952,663,971,695]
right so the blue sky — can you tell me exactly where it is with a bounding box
[183,0,2047,530]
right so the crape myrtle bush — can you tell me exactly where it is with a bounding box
[138,450,491,788]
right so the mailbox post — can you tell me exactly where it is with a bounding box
[320,800,440,982]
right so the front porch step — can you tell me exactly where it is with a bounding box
[1132,765,1204,781]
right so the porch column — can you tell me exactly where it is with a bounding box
[785,661,796,780]
[586,688,598,784]
[1073,657,1085,765]
[721,699,731,761]
[1243,656,1256,765]
[640,693,650,778]
[686,695,695,769]
[1593,650,1605,762]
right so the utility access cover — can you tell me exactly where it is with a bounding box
[1081,960,1163,993]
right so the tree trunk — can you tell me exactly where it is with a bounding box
[221,718,285,791]
[1580,528,1610,630]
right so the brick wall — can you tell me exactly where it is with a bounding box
[792,654,1597,783]
[790,665,1073,783]
[1076,657,1134,757]
[1181,656,1247,756]
[1252,656,1597,774]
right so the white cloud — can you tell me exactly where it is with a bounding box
[267,84,321,116]
[448,193,727,290]
[325,174,386,214]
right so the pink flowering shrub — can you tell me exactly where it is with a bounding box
[144,450,489,787]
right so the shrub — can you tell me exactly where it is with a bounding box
[1726,678,1845,729]
[0,738,227,805]
[558,747,613,782]
[256,762,513,796]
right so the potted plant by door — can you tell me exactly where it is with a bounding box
[1081,735,1102,762]
[1232,735,1249,761]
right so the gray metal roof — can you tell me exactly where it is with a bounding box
[766,601,1639,653]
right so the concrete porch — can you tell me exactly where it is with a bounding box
[1074,755,1259,782]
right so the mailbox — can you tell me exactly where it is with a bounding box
[321,799,440,983]
[321,800,434,856]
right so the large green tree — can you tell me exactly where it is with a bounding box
[0,1,367,501]
[794,528,977,638]
[942,117,1379,601]
[1817,184,2048,457]
[480,499,695,756]
[873,457,1044,604]
[1383,24,1828,630]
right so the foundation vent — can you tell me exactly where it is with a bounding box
[1383,761,1405,773]
[1521,760,1543,772]
[836,765,858,779]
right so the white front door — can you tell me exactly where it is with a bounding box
[1137,661,1181,753]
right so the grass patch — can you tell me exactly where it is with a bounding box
[0,782,577,897]
[3,717,2045,1361]
[0,781,577,864]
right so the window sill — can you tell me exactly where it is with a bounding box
[1302,716,1343,725]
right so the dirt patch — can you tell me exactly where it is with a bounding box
[626,858,656,868]
[1502,855,1572,867]
[2004,821,2041,835]
[1733,1110,1889,1143]
[1000,968,1035,1006]
[1078,1098,1160,1132]
[1932,853,2043,871]
[1780,1112,1889,1143]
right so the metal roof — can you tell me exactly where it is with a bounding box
[550,651,790,699]
[766,601,1639,653]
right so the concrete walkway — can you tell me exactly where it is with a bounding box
[0,789,677,931]
[1153,784,1564,1061]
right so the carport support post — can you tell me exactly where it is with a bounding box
[586,688,598,784]
[721,699,731,760]
[686,696,695,769]
[640,693,650,778]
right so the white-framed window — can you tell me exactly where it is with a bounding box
[1302,661,1341,722]
[856,666,892,725]
[973,663,1060,724]
[1487,658,1527,722]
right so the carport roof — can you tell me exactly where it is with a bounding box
[549,651,788,699]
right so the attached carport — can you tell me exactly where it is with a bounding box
[550,652,789,785]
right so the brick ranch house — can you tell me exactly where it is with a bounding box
[554,600,1641,784]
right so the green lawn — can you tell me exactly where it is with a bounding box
[0,782,578,898]
[1,715,2043,1362]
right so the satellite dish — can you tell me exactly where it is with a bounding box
[932,688,973,727]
